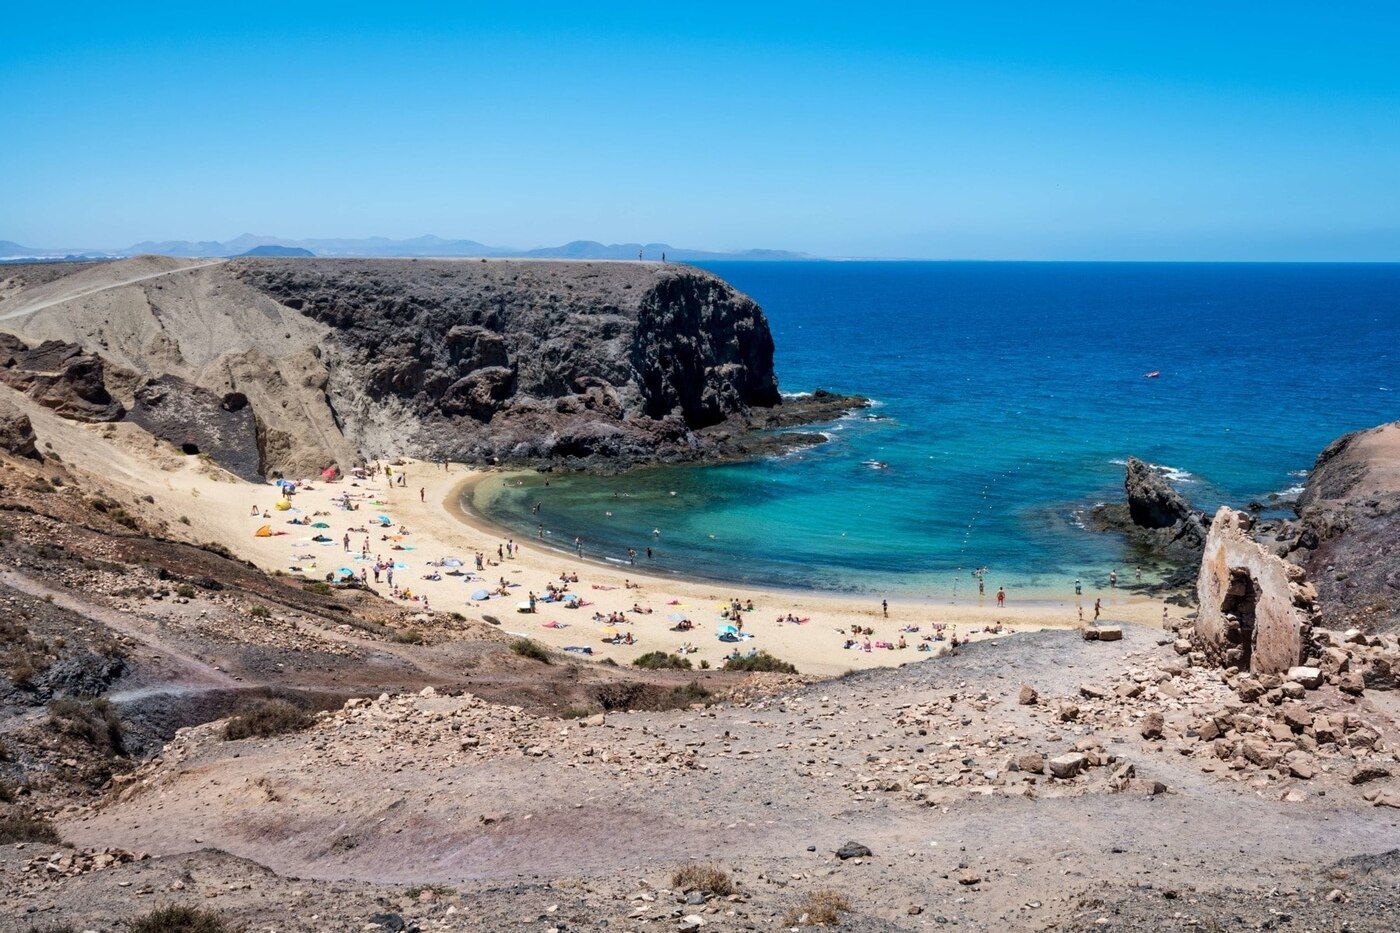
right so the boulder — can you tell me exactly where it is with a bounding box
[0,336,124,422]
[1017,684,1038,705]
[1140,711,1165,740]
[1286,666,1323,689]
[1048,753,1088,779]
[835,841,872,860]
[0,398,39,459]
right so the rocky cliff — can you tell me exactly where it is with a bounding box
[1285,421,1400,633]
[0,257,859,476]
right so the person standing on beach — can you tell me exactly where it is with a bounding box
[343,532,350,552]
[996,586,1005,607]
[881,599,888,618]
[419,487,425,503]
[1093,598,1101,621]
[1135,566,1142,584]
[1074,578,1082,596]
[575,536,583,557]
[1110,569,1118,588]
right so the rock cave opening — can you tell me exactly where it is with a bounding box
[1222,567,1260,669]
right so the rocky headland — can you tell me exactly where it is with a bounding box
[0,257,864,478]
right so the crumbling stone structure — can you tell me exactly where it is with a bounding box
[1194,507,1319,675]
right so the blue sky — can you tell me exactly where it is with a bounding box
[3,3,1399,259]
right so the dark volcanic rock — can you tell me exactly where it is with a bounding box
[1287,421,1400,634]
[1088,458,1208,590]
[127,375,264,481]
[1126,457,1196,529]
[0,397,40,459]
[0,335,125,422]
[232,259,859,469]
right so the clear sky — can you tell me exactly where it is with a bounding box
[3,2,1399,259]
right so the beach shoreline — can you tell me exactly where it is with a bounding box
[457,466,1146,610]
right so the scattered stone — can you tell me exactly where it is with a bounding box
[836,841,872,860]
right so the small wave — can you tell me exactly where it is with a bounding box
[781,390,813,400]
[1108,458,1196,483]
[1289,469,1309,478]
[1275,484,1306,499]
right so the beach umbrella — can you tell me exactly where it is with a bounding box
[667,612,688,623]
[563,593,580,604]
[377,514,392,525]
[470,589,491,600]
[311,522,330,529]
[717,624,739,635]
[254,525,272,537]
[337,567,354,577]
[393,561,407,569]
[442,558,463,568]
[274,499,292,511]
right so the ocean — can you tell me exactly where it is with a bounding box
[470,262,1399,599]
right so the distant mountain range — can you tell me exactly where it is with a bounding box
[0,234,811,262]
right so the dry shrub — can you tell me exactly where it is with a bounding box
[223,699,314,741]
[671,862,735,896]
[784,889,852,926]
[127,904,234,933]
[47,697,124,754]
[0,813,60,844]
[509,638,551,664]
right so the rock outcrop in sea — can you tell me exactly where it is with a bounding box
[1088,456,1209,591]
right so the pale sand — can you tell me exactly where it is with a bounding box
[22,400,1177,676]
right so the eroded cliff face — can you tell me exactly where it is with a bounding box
[232,258,798,467]
[1290,421,1400,633]
[0,257,854,476]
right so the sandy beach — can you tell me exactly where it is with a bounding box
[65,433,1172,675]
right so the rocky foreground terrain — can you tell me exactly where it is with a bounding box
[0,257,863,477]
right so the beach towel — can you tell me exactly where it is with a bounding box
[541,621,566,629]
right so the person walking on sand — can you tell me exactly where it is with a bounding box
[1074,577,1082,597]
[882,598,888,618]
[420,487,425,503]
[1078,604,1084,623]
[996,586,1005,607]
[1135,565,1142,584]
[1093,597,1102,621]
[575,536,583,557]
[343,532,350,552]
[1110,569,1117,589]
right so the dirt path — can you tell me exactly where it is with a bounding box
[0,258,224,321]
[0,569,239,691]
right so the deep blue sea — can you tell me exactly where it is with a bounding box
[472,262,1399,599]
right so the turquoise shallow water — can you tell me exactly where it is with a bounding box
[470,262,1399,599]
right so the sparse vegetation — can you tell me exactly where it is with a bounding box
[48,697,124,754]
[248,604,270,619]
[0,813,60,844]
[633,650,692,670]
[510,638,552,664]
[392,628,425,645]
[672,862,735,896]
[128,904,234,933]
[784,889,852,926]
[175,583,196,599]
[722,650,798,674]
[302,581,332,596]
[223,699,315,741]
